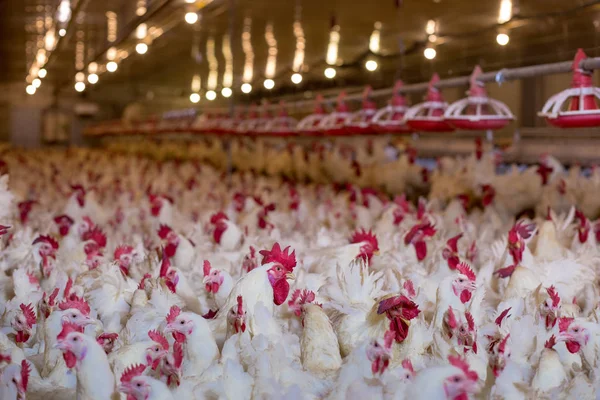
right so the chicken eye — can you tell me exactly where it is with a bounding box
[373,342,379,347]
[406,374,411,379]
[454,377,461,382]
[276,267,281,271]
[136,383,142,387]
[180,320,185,325]
[573,328,579,332]
[458,279,464,283]
[73,337,78,342]
[155,347,160,352]
[72,314,77,318]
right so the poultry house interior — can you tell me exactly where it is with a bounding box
[2,0,600,399]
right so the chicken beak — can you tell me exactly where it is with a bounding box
[119,383,132,393]
[557,332,572,342]
[54,340,69,351]
[285,272,296,281]
[374,250,380,256]
[202,276,211,284]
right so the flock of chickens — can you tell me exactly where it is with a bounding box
[1,140,600,400]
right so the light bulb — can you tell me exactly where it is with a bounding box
[190,93,200,103]
[324,67,336,79]
[106,61,118,72]
[136,43,148,54]
[263,79,275,90]
[32,78,41,88]
[75,71,85,82]
[185,12,198,24]
[38,68,47,78]
[185,0,196,2]
[496,33,509,46]
[424,47,437,60]
[26,85,36,95]
[88,73,99,84]
[291,73,302,84]
[241,83,252,93]
[206,90,216,101]
[365,60,378,71]
[221,87,232,98]
[59,28,66,37]
[74,81,86,92]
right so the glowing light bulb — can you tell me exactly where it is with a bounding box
[291,73,302,84]
[365,60,378,71]
[88,73,99,84]
[136,43,148,54]
[75,72,85,82]
[32,78,41,88]
[59,28,66,37]
[241,83,252,93]
[206,90,216,101]
[424,47,437,60]
[221,87,232,98]
[26,85,36,95]
[263,79,275,90]
[185,12,198,24]
[74,81,86,92]
[496,33,509,46]
[185,0,196,3]
[324,67,336,79]
[106,61,118,72]
[38,68,47,78]
[190,93,200,103]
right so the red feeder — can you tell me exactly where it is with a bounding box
[320,92,352,136]
[405,74,455,132]
[539,49,600,128]
[297,94,327,136]
[371,80,412,134]
[344,86,377,135]
[445,66,514,130]
[263,101,298,137]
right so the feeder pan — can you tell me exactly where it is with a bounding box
[444,66,514,130]
[539,49,600,128]
[252,101,276,136]
[371,80,412,134]
[262,102,298,137]
[320,91,352,136]
[297,94,327,136]
[344,86,377,135]
[219,109,244,134]
[405,73,455,132]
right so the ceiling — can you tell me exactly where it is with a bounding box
[1,0,600,108]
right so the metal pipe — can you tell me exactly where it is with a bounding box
[234,55,600,113]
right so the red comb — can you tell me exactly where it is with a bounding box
[417,197,427,220]
[495,307,511,327]
[210,212,228,224]
[138,273,152,290]
[259,243,297,272]
[383,329,395,349]
[403,280,416,298]
[32,235,59,249]
[157,224,172,239]
[377,295,420,320]
[547,286,560,308]
[348,229,379,251]
[54,215,74,225]
[203,260,212,277]
[513,221,535,240]
[159,247,171,278]
[456,262,476,281]
[114,245,134,260]
[402,359,415,375]
[64,277,73,299]
[148,330,169,351]
[498,334,510,354]
[446,233,463,253]
[82,227,106,248]
[236,295,244,315]
[465,312,475,331]
[21,360,30,391]
[120,364,147,384]
[558,317,574,332]
[97,332,118,341]
[20,303,36,327]
[0,353,11,363]
[545,335,557,349]
[57,322,81,341]
[166,305,181,324]
[448,355,478,381]
[58,295,90,316]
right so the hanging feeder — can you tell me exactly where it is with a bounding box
[405,73,455,132]
[539,49,600,128]
[220,108,243,134]
[344,86,377,135]
[444,66,514,130]
[320,91,352,136]
[297,94,327,136]
[252,100,275,137]
[263,101,298,137]
[371,80,412,134]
